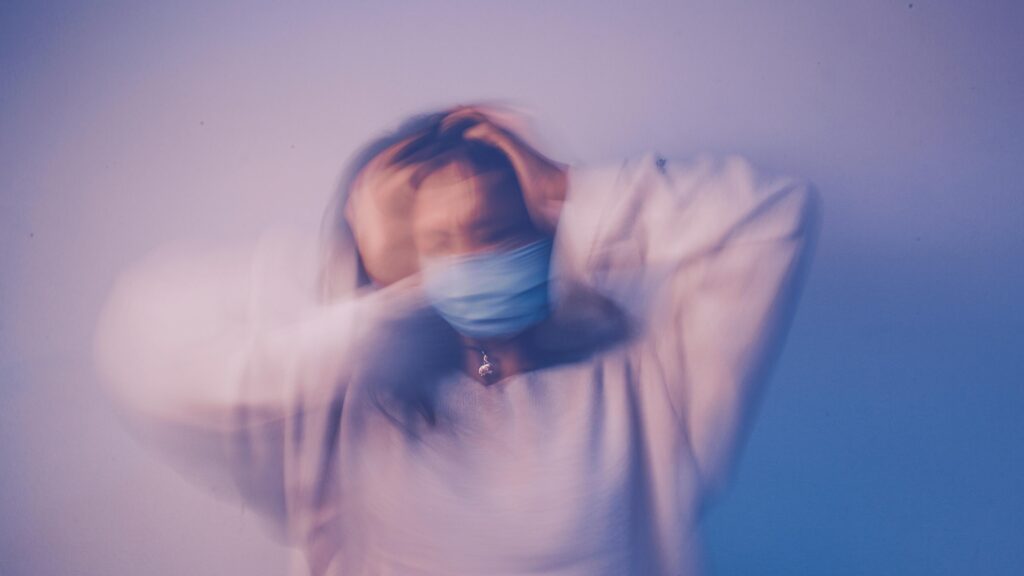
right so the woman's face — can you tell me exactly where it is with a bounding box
[411,161,542,261]
[346,144,542,286]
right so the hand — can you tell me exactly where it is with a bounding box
[442,105,568,234]
[344,140,422,286]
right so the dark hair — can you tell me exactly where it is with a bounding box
[317,110,524,301]
[393,117,519,181]
[317,110,445,300]
[317,110,528,433]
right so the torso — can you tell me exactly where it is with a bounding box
[331,344,705,576]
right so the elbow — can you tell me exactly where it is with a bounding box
[769,179,823,245]
[791,181,823,246]
[691,446,740,514]
[91,260,255,429]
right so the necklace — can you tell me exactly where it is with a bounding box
[477,349,496,379]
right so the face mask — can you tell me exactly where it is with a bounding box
[420,239,553,339]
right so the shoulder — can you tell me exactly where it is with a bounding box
[560,152,818,246]
[613,153,819,242]
[568,152,815,197]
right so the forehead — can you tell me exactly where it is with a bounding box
[412,163,530,234]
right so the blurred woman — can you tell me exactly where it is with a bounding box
[95,105,820,575]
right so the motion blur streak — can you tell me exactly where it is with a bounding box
[1,2,1022,575]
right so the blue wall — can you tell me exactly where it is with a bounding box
[2,1,1021,574]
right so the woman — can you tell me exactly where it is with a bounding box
[95,105,820,575]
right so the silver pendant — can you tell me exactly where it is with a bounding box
[478,351,495,378]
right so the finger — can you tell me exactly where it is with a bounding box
[462,123,503,144]
[442,103,533,138]
[440,108,488,131]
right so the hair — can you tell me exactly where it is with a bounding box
[316,109,529,434]
[317,110,630,436]
[317,110,525,302]
[317,109,446,302]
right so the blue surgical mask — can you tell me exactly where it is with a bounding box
[420,239,553,339]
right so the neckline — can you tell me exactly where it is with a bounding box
[454,354,591,389]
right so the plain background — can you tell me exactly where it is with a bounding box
[2,1,1021,574]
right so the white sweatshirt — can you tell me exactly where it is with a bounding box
[94,153,820,576]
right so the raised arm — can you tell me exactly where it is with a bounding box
[559,154,821,499]
[92,232,377,535]
[671,163,820,498]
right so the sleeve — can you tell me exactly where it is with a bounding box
[92,232,369,539]
[669,159,820,499]
[560,154,821,498]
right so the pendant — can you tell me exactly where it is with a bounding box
[478,350,495,378]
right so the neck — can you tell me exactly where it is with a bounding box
[460,328,540,384]
[455,285,632,384]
